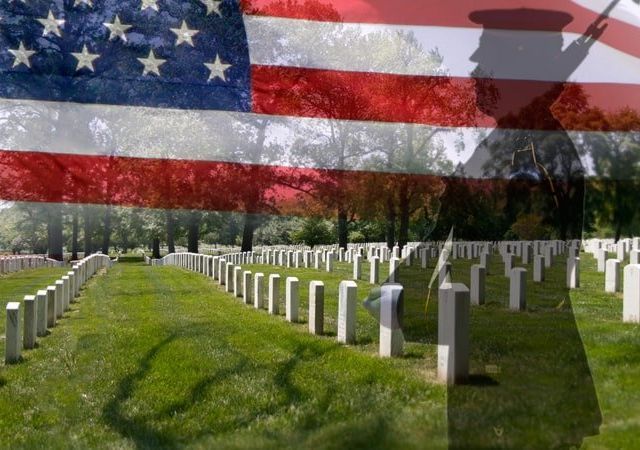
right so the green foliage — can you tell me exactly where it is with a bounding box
[508,213,554,240]
[347,230,366,243]
[290,217,334,247]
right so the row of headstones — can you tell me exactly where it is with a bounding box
[0,255,64,274]
[594,257,640,323]
[157,252,404,358]
[427,251,639,385]
[436,248,578,385]
[156,252,590,385]
[584,237,640,262]
[470,247,640,323]
[260,244,438,265]
[255,238,577,267]
[4,254,113,365]
[583,238,640,323]
[231,248,430,285]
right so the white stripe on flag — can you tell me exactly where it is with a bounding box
[244,14,640,84]
[0,97,635,178]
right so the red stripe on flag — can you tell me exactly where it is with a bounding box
[251,65,640,132]
[0,150,446,214]
[240,0,640,59]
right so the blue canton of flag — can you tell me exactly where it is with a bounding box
[0,0,251,111]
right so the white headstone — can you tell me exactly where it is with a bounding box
[605,259,621,293]
[285,277,300,322]
[566,256,580,289]
[62,275,70,311]
[470,264,485,305]
[509,268,527,311]
[503,253,514,277]
[437,283,469,385]
[55,280,64,319]
[254,273,264,309]
[353,254,362,280]
[389,257,400,283]
[218,259,227,285]
[404,248,412,266]
[233,266,242,298]
[46,286,56,328]
[480,252,490,275]
[23,295,37,350]
[370,256,380,284]
[617,243,626,263]
[521,244,531,265]
[337,280,357,344]
[268,274,280,314]
[379,283,404,357]
[243,271,252,304]
[36,290,48,337]
[421,248,429,269]
[533,254,545,282]
[225,263,234,293]
[326,252,334,272]
[544,246,553,268]
[5,302,21,364]
[309,281,324,335]
[438,262,452,287]
[623,264,640,323]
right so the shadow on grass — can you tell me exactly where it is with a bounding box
[102,333,180,449]
[464,375,499,386]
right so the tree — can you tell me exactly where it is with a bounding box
[46,205,64,260]
[166,210,176,254]
[290,217,334,247]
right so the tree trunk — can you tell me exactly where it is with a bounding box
[386,195,396,249]
[187,211,200,253]
[241,214,257,252]
[337,209,348,249]
[395,180,411,250]
[83,206,93,256]
[101,206,111,255]
[47,206,64,261]
[398,195,410,251]
[166,210,176,254]
[71,208,79,260]
[152,237,161,259]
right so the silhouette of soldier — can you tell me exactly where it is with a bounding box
[461,7,594,239]
[366,6,617,448]
[441,8,604,448]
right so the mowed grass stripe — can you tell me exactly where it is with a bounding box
[0,261,446,450]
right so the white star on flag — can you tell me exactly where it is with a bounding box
[171,21,199,47]
[199,0,221,16]
[37,10,65,37]
[205,54,231,82]
[104,15,131,42]
[74,0,93,7]
[72,45,100,72]
[9,41,35,68]
[140,0,159,11]
[138,50,165,76]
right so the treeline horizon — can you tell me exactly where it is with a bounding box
[1,175,638,261]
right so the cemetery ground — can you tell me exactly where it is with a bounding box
[0,254,639,449]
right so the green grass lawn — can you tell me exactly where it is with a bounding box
[0,253,638,449]
[0,259,446,449]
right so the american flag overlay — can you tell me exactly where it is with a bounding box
[0,0,639,215]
